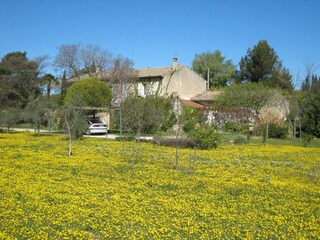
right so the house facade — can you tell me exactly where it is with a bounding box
[135,58,207,99]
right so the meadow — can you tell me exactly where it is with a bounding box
[0,133,319,239]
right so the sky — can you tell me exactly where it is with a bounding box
[1,0,319,88]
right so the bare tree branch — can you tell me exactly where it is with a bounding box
[54,44,81,79]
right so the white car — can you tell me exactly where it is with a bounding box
[86,119,107,135]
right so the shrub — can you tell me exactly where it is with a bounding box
[302,133,313,148]
[256,123,288,139]
[234,136,248,144]
[153,136,195,148]
[189,125,220,149]
[224,122,248,133]
[268,124,288,139]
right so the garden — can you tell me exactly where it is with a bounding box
[0,132,319,239]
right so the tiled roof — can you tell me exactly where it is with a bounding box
[192,91,222,101]
[68,67,174,82]
[136,67,173,78]
[180,99,207,110]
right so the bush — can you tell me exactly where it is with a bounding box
[224,122,249,133]
[256,123,288,139]
[189,125,220,149]
[153,136,195,148]
[268,124,288,139]
[234,136,248,144]
[302,133,313,147]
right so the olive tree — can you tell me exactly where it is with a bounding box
[24,97,49,136]
[58,95,87,156]
[0,107,21,133]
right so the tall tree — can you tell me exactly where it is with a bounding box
[54,43,112,79]
[80,44,112,77]
[108,56,137,135]
[237,40,293,91]
[60,70,67,95]
[0,51,40,108]
[54,44,81,79]
[300,74,320,137]
[192,50,236,88]
[108,56,137,105]
[42,73,59,100]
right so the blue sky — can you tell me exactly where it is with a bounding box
[1,0,319,87]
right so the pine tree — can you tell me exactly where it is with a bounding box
[238,40,293,91]
[61,70,67,95]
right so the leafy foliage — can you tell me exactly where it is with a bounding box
[24,98,50,135]
[122,95,174,136]
[192,50,236,87]
[224,122,248,133]
[0,52,41,108]
[181,107,203,133]
[58,95,87,156]
[267,123,288,139]
[233,136,248,144]
[189,125,220,149]
[237,40,293,91]
[300,74,320,137]
[214,82,273,113]
[255,123,288,139]
[64,77,112,108]
[0,107,21,132]
[42,74,59,100]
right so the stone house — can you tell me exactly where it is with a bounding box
[68,57,207,104]
[135,57,207,100]
[67,58,208,127]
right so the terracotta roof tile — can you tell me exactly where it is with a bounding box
[192,91,222,101]
[180,99,207,110]
[136,67,173,78]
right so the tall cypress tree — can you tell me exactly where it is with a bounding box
[61,70,67,95]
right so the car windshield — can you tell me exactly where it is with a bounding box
[88,119,102,124]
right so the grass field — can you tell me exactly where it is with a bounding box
[0,133,319,239]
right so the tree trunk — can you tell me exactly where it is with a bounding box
[65,118,72,156]
[293,118,296,139]
[175,128,180,170]
[68,133,72,157]
[47,82,51,100]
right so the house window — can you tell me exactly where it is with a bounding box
[143,83,148,96]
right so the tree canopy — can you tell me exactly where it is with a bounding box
[192,50,236,88]
[0,51,41,108]
[213,82,274,113]
[300,74,320,137]
[54,44,112,79]
[237,40,293,91]
[122,95,175,137]
[64,77,112,108]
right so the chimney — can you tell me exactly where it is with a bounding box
[96,67,101,75]
[172,57,178,70]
